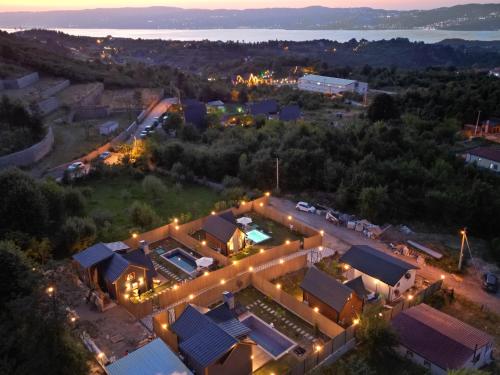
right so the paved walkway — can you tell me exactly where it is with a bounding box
[141,246,334,331]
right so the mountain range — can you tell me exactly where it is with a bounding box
[0,4,499,30]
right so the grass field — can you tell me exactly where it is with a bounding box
[81,174,221,241]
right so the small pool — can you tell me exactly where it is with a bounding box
[241,314,295,359]
[161,248,198,275]
[246,229,271,244]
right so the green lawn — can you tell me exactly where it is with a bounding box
[81,174,221,241]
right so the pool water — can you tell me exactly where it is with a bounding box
[246,229,271,244]
[241,315,295,358]
[161,249,197,274]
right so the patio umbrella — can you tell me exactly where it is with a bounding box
[237,217,253,226]
[196,257,214,268]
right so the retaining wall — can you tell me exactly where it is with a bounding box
[0,127,54,169]
[1,72,39,89]
[41,80,70,99]
[37,97,60,116]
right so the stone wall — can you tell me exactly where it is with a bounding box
[41,80,70,99]
[37,97,60,116]
[1,72,40,89]
[0,127,54,169]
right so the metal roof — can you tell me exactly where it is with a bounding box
[344,276,370,299]
[300,74,357,86]
[172,304,248,367]
[279,105,301,122]
[467,146,500,163]
[249,100,279,116]
[100,253,131,283]
[202,214,238,243]
[72,243,113,268]
[123,249,157,280]
[392,304,492,370]
[106,338,192,375]
[300,267,353,312]
[340,245,417,286]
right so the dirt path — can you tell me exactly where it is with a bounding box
[270,197,500,313]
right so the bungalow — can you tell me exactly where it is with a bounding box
[248,100,279,118]
[279,105,301,122]
[73,243,156,303]
[106,338,193,375]
[171,302,253,375]
[392,304,493,375]
[300,267,364,325]
[340,245,418,302]
[464,146,500,173]
[202,212,245,256]
[207,100,225,113]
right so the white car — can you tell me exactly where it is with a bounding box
[67,161,84,171]
[296,201,316,213]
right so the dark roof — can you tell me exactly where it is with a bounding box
[205,304,251,339]
[73,243,114,268]
[344,276,370,299]
[99,253,130,283]
[392,304,492,370]
[183,100,207,129]
[485,118,500,126]
[218,211,236,225]
[172,305,244,367]
[340,245,417,286]
[249,100,279,116]
[202,215,238,243]
[123,249,157,280]
[300,267,353,312]
[467,146,500,163]
[279,105,301,121]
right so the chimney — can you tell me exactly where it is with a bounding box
[222,291,235,310]
[139,240,150,255]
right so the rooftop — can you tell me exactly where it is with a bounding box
[279,105,301,122]
[300,267,353,312]
[202,213,239,243]
[106,338,192,375]
[249,99,279,116]
[300,74,357,86]
[72,242,113,268]
[340,245,417,286]
[467,146,500,163]
[392,304,492,370]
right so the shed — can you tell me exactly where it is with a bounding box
[279,105,301,121]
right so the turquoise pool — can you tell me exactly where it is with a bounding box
[246,229,271,244]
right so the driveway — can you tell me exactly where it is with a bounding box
[131,97,178,140]
[270,197,500,312]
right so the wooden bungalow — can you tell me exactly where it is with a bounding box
[202,212,245,256]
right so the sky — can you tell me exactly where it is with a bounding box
[0,0,495,12]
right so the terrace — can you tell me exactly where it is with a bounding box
[235,286,328,374]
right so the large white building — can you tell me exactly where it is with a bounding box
[297,74,368,96]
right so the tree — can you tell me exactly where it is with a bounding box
[64,188,86,217]
[129,201,160,229]
[142,175,168,200]
[367,94,399,122]
[162,112,183,131]
[358,186,389,223]
[58,217,97,255]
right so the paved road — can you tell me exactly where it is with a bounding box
[270,197,500,312]
[131,97,178,140]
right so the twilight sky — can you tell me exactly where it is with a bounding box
[0,1,494,12]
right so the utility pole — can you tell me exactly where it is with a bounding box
[474,110,481,136]
[458,228,471,271]
[275,157,280,193]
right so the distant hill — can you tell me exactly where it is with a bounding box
[0,4,499,31]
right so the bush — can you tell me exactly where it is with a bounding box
[141,175,168,200]
[58,217,97,256]
[128,201,160,229]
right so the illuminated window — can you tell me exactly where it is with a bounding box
[126,272,136,281]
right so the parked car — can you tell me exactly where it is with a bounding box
[296,201,316,213]
[326,211,339,225]
[67,161,84,171]
[139,130,149,139]
[98,151,111,160]
[144,125,153,132]
[482,273,498,293]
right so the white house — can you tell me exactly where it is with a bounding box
[297,74,368,96]
[340,245,418,302]
[392,304,493,375]
[465,146,500,173]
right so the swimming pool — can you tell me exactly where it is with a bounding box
[161,248,198,275]
[241,314,295,359]
[246,229,271,244]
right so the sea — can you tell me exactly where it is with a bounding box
[3,28,500,43]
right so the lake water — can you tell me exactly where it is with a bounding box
[4,28,500,43]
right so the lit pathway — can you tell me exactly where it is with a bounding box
[140,246,334,331]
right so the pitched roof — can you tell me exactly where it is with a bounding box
[467,146,500,163]
[300,267,353,312]
[218,210,236,225]
[99,253,131,283]
[172,305,245,367]
[207,100,224,107]
[392,304,492,370]
[202,214,238,243]
[73,243,114,268]
[279,105,301,121]
[249,100,279,116]
[344,276,370,299]
[106,338,192,375]
[300,74,357,86]
[340,245,417,286]
[123,249,157,279]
